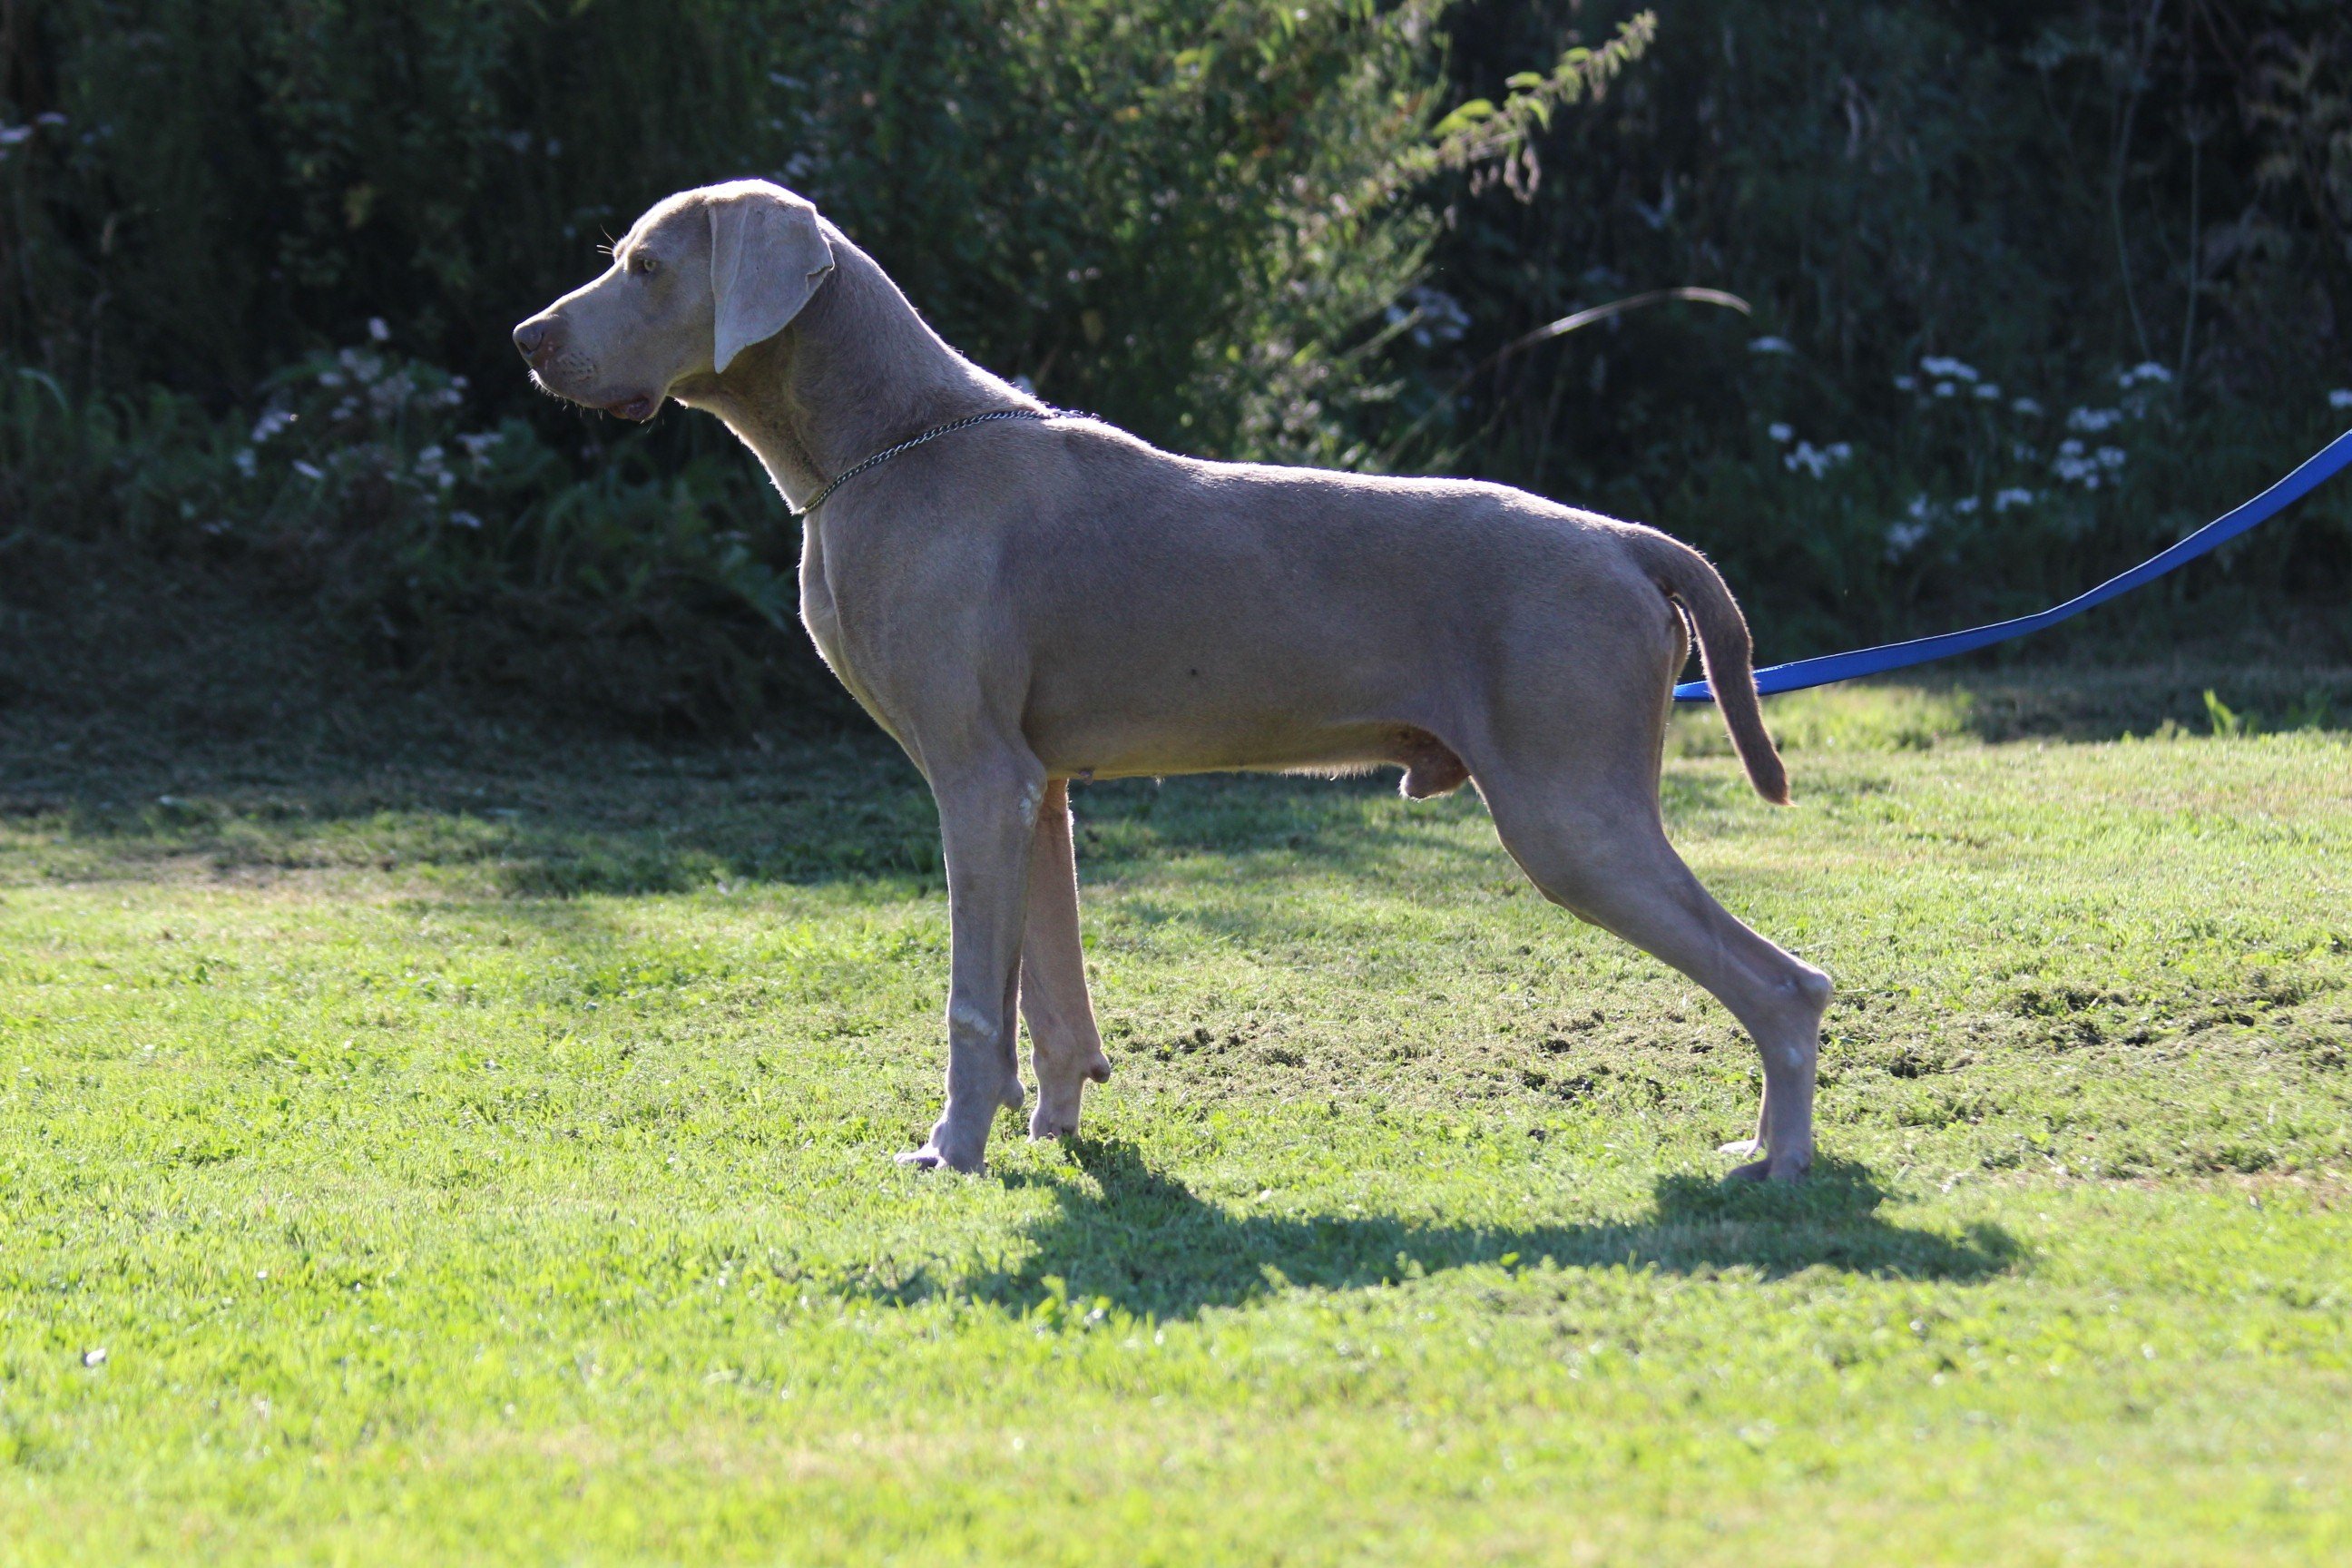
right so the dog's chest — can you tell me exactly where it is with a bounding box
[799,561,846,670]
[797,521,898,729]
[797,525,856,676]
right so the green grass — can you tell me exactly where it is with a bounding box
[1,677,2348,1564]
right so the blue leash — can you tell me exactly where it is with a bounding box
[1674,428,2352,702]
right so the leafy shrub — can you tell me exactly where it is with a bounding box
[1,0,1632,457]
[4,341,808,727]
[0,1,1646,724]
[1416,0,2352,657]
[7,1,2345,723]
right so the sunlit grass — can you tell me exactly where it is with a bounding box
[0,680,2347,1563]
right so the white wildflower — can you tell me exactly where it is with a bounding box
[232,448,258,478]
[449,510,485,530]
[368,318,390,342]
[1768,422,1793,443]
[1748,336,1795,355]
[1994,487,2036,512]
[2050,436,2112,489]
[2329,388,2352,410]
[1935,382,1957,397]
[2118,362,2172,387]
[249,407,293,444]
[1919,356,1979,382]
[368,371,415,415]
[2066,407,2123,433]
[1953,496,1980,514]
[1783,440,1852,478]
[2012,397,2044,417]
[1392,287,1469,348]
[1884,519,1933,558]
[1893,374,1916,392]
[1975,382,2002,400]
[292,460,326,481]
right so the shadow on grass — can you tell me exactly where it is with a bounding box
[895,1139,2020,1321]
[9,635,2347,897]
[0,734,943,895]
[1944,666,2352,743]
[0,733,1507,899]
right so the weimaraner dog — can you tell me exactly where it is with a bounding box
[514,180,1831,1181]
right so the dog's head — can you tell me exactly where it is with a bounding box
[511,180,835,421]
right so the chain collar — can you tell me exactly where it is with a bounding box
[788,407,1061,519]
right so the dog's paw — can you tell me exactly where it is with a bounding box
[1726,1153,1810,1184]
[895,1144,984,1174]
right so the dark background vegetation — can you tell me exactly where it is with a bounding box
[3,0,2347,731]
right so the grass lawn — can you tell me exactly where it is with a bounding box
[0,673,2347,1564]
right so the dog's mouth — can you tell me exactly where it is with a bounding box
[522,355,653,423]
[524,368,657,424]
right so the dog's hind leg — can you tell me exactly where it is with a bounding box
[1020,779,1112,1139]
[1479,772,1831,1181]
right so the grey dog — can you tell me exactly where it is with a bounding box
[514,180,1831,1181]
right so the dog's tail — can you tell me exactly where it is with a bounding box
[1619,526,1789,805]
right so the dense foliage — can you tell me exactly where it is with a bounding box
[1423,0,2352,651]
[1,0,1642,721]
[6,1,1542,445]
[2,1,2347,725]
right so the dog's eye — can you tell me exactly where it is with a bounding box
[630,254,660,278]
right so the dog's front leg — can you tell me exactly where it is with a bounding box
[897,754,1045,1172]
[1021,779,1112,1139]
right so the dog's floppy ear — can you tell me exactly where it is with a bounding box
[708,185,835,375]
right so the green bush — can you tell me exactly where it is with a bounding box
[1,1,1645,724]
[2,339,817,725]
[1418,0,2352,656]
[2,0,1586,455]
[5,1,2347,723]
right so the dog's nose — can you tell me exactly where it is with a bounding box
[512,318,558,363]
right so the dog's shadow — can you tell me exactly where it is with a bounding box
[906,1139,2019,1321]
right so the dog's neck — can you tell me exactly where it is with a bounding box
[689,228,1037,509]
